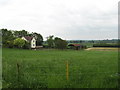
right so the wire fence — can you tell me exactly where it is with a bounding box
[16,62,118,82]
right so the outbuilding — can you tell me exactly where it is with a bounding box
[68,44,86,50]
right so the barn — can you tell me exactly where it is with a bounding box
[68,44,86,50]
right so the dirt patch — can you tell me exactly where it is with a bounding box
[85,47,119,51]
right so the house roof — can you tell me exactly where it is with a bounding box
[68,44,81,47]
[24,36,33,41]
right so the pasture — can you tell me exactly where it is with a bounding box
[2,48,118,88]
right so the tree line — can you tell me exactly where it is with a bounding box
[1,29,67,49]
[1,29,43,49]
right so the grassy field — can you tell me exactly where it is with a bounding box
[2,48,118,88]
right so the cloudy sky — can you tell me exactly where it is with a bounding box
[0,0,119,40]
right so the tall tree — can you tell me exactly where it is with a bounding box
[46,35,54,48]
[46,35,67,49]
[54,37,67,49]
[1,29,15,47]
[14,30,28,38]
[32,32,43,46]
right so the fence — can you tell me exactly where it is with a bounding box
[16,61,118,82]
[2,61,118,88]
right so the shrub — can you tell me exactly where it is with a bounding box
[22,41,30,49]
[5,41,14,48]
[14,38,25,48]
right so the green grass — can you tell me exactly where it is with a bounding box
[2,48,118,88]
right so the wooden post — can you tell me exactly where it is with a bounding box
[17,63,20,82]
[66,61,69,81]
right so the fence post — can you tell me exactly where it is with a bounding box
[17,63,20,82]
[66,61,69,81]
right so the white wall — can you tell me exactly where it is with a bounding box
[21,37,27,41]
[31,38,36,48]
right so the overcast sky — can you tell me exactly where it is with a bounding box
[0,0,119,40]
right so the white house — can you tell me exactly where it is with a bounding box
[21,36,36,48]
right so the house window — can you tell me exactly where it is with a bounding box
[33,40,34,42]
[33,44,34,46]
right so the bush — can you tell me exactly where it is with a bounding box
[43,44,49,48]
[14,38,25,48]
[22,41,30,49]
[5,41,14,48]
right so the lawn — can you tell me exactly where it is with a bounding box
[2,48,118,88]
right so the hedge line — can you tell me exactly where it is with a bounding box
[93,43,120,47]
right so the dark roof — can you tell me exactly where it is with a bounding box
[68,44,81,47]
[24,36,33,41]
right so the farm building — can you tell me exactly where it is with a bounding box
[21,36,36,49]
[68,44,86,50]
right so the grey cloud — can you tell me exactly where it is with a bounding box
[0,0,118,40]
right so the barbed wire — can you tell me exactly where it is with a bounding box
[23,72,118,75]
[24,65,117,68]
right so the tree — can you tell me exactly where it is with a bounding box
[14,30,28,38]
[46,35,54,48]
[32,32,43,46]
[14,38,25,48]
[1,29,15,47]
[46,35,67,49]
[54,37,67,49]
